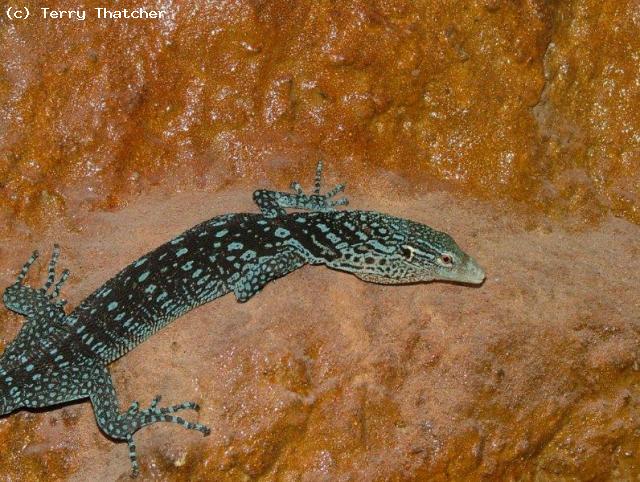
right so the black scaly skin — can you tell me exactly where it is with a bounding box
[0,162,485,475]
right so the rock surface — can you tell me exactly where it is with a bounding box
[1,0,639,480]
[1,190,639,480]
[0,0,638,229]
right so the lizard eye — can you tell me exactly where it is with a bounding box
[440,253,454,266]
[401,245,415,261]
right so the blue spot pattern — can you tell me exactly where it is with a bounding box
[0,161,483,476]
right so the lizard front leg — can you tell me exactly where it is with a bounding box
[232,249,307,302]
[253,160,349,217]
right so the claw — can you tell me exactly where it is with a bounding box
[313,160,323,194]
[52,269,70,298]
[127,401,140,415]
[150,395,162,410]
[329,197,349,207]
[44,245,61,290]
[127,434,140,477]
[290,181,303,195]
[325,183,346,198]
[16,250,39,283]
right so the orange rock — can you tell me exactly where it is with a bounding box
[0,1,637,230]
[1,0,639,479]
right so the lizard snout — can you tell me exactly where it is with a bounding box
[462,256,486,285]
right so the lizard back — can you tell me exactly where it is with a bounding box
[70,213,256,363]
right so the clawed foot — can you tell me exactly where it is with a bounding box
[289,160,349,210]
[15,244,70,308]
[127,394,208,431]
[253,159,350,216]
[125,395,210,477]
[4,245,71,316]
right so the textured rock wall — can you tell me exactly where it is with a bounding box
[1,0,639,480]
[1,0,638,230]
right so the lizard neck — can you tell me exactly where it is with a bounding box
[278,210,378,265]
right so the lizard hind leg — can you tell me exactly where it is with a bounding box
[3,250,42,316]
[89,367,209,476]
[4,246,70,316]
[112,398,209,476]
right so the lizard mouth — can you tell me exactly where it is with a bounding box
[453,256,485,284]
[354,261,486,285]
[354,272,424,285]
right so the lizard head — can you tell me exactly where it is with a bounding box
[326,213,485,285]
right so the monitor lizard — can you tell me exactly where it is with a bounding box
[0,161,485,475]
